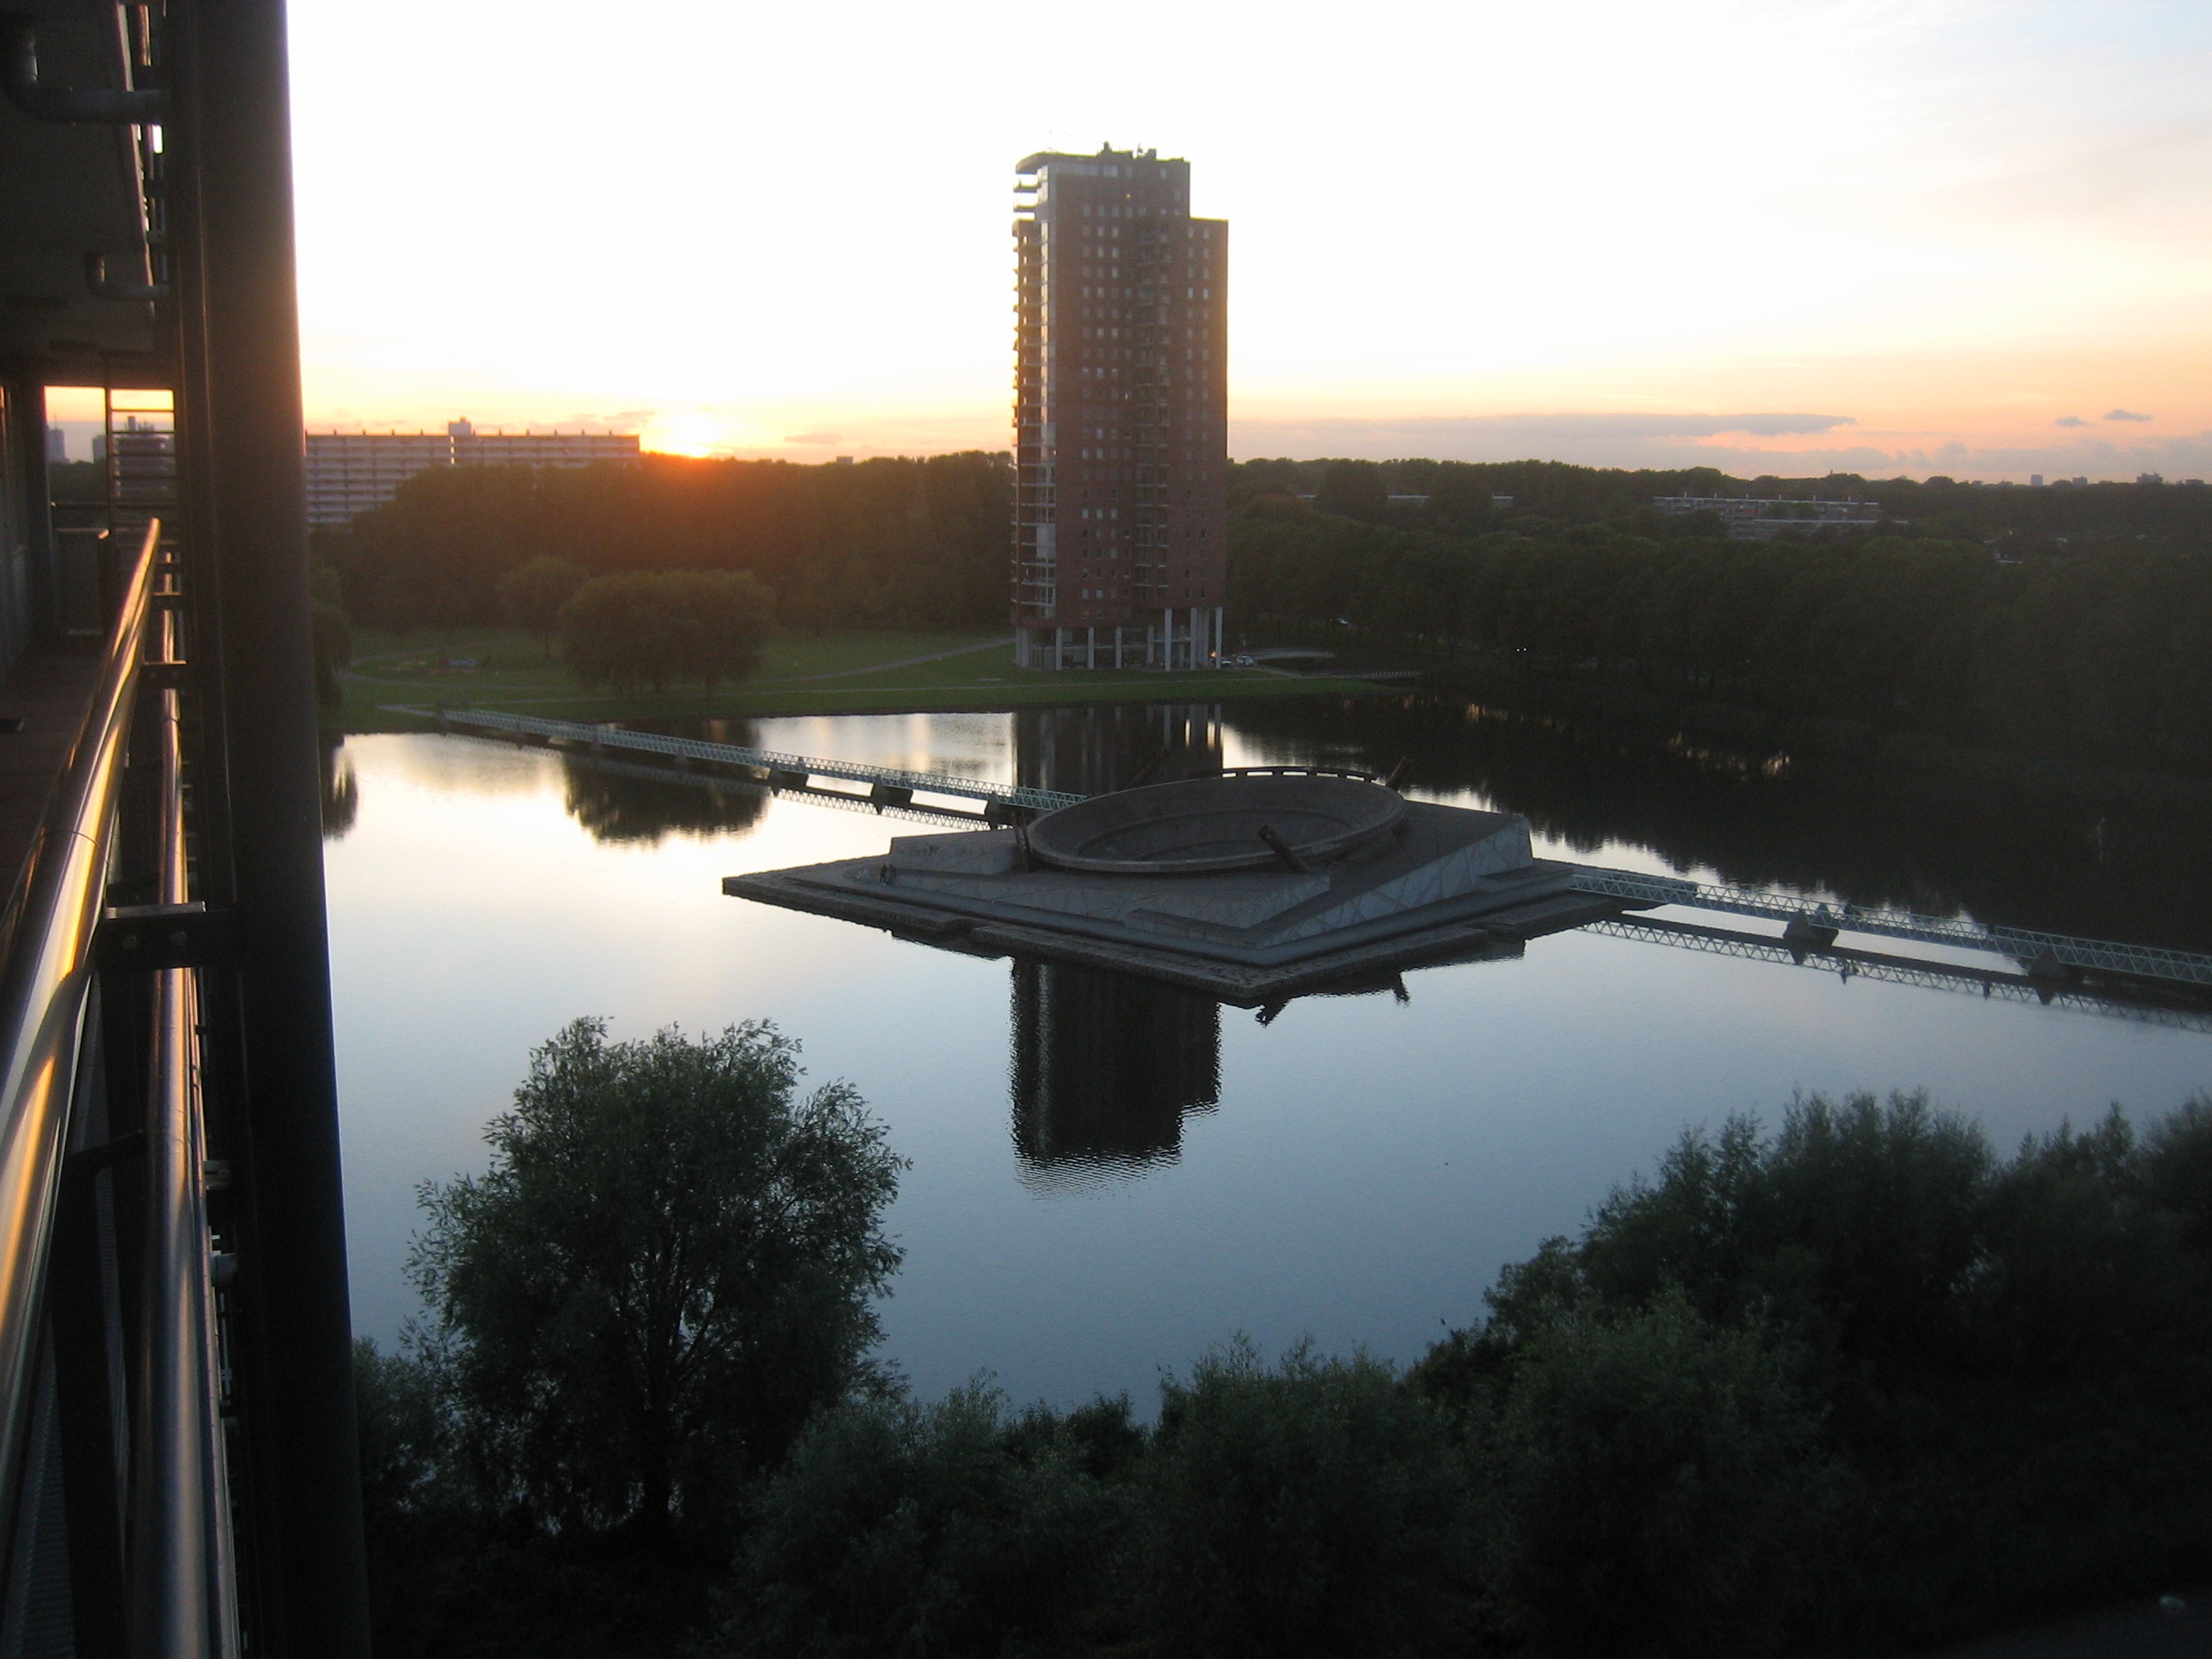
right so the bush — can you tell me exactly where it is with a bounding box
[1563,1091,1997,1379]
[1429,1090,2212,1651]
[1480,1294,1837,1656]
[355,1337,470,1653]
[2140,1094,2212,1252]
[1139,1340,1481,1659]
[728,1385,1137,1657]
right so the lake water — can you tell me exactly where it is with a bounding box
[322,697,2212,1408]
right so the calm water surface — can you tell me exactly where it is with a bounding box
[323,698,2212,1406]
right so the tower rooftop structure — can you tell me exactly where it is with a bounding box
[1012,146,1228,670]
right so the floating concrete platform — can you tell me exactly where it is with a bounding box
[726,779,1632,1003]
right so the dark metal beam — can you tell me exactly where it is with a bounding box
[169,0,368,1648]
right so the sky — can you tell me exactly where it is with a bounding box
[251,0,2212,480]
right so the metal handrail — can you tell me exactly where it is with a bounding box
[128,600,241,1655]
[0,519,160,1558]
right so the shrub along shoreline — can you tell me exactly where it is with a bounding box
[360,1062,2212,1658]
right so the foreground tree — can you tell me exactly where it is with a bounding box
[410,1018,904,1546]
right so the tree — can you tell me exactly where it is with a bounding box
[311,556,352,707]
[409,1018,904,1544]
[1314,459,1389,522]
[557,569,774,693]
[659,567,774,687]
[497,554,590,656]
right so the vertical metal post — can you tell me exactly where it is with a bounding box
[172,0,370,1650]
[14,380,58,641]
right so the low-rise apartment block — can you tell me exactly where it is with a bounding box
[305,418,639,526]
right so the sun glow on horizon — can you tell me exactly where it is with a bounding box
[288,0,2212,481]
[638,412,742,459]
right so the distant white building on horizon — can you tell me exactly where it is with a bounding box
[304,418,641,526]
[1652,494,1882,541]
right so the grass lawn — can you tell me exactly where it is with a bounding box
[334,626,1379,733]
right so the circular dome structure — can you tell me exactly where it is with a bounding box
[1026,774,1405,875]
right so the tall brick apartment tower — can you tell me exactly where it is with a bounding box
[1012,146,1228,671]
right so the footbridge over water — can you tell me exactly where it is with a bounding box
[417,706,1083,818]
[1563,869,2212,990]
[419,707,2212,998]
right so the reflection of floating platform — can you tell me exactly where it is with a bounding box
[727,780,1632,1002]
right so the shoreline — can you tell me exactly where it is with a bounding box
[325,626,1383,733]
[1412,655,2212,813]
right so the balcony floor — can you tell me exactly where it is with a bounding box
[0,640,106,909]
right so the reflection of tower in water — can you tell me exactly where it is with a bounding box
[1010,962,1220,1192]
[1007,704,1226,1189]
[1015,703,1222,797]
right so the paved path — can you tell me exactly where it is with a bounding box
[757,637,1011,683]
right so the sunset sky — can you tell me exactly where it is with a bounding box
[271,0,2208,480]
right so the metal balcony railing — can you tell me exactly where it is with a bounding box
[0,525,162,1525]
[0,522,242,1655]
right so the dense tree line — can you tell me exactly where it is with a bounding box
[314,448,2212,766]
[319,451,1011,633]
[358,1018,2212,1656]
[319,453,2212,649]
[1240,456,2212,551]
[1229,500,2212,774]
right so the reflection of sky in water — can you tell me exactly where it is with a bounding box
[326,722,2212,1409]
[754,711,1010,786]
